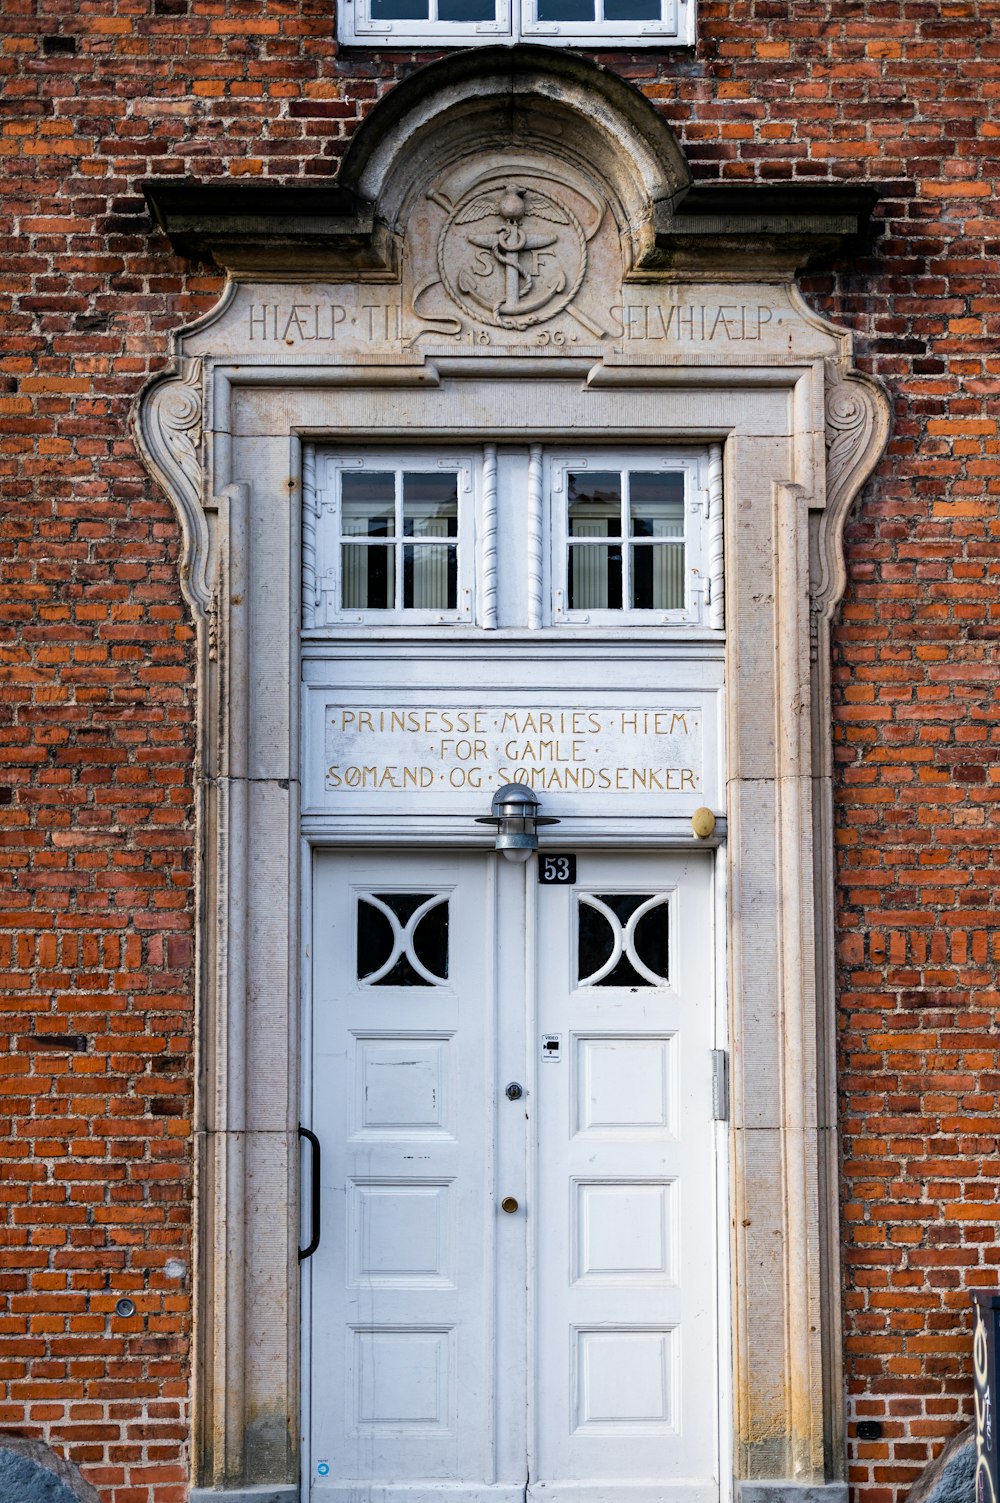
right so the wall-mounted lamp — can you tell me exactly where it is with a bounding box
[476,783,560,863]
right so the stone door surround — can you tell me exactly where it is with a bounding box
[136,46,890,1503]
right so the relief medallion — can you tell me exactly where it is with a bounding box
[405,157,617,348]
[437,181,587,332]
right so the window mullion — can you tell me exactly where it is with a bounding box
[620,471,630,615]
[395,469,404,612]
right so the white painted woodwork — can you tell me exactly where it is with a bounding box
[532,851,719,1503]
[306,446,716,635]
[308,852,523,1503]
[337,0,693,56]
[308,849,718,1503]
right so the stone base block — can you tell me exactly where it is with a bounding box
[188,1488,298,1503]
[738,1483,849,1503]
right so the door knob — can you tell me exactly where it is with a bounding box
[501,1197,519,1214]
[505,1082,523,1100]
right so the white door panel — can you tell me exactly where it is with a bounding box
[310,854,518,1498]
[530,854,718,1503]
[308,849,719,1503]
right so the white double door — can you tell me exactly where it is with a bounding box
[307,849,721,1503]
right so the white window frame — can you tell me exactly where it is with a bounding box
[338,0,692,49]
[313,450,477,627]
[549,447,713,628]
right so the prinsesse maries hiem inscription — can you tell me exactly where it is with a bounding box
[324,707,703,796]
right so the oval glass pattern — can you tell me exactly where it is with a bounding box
[357,892,450,986]
[577,892,670,988]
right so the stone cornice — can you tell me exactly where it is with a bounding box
[144,176,878,282]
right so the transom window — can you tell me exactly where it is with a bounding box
[310,453,475,625]
[305,445,718,630]
[550,449,711,625]
[337,0,692,48]
[565,468,684,613]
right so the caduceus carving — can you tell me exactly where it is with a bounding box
[455,186,569,321]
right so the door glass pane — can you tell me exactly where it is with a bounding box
[438,0,496,19]
[537,0,596,18]
[358,892,449,987]
[578,893,669,988]
[370,0,429,16]
[603,0,661,17]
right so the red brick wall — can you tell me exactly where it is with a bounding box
[1,3,997,1501]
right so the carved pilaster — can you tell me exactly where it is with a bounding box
[481,443,498,629]
[706,441,725,632]
[301,445,319,631]
[527,443,543,630]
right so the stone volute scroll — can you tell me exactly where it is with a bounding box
[813,359,893,632]
[132,355,208,616]
[135,44,891,1503]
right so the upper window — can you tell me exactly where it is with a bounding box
[305,444,720,632]
[337,0,692,48]
[549,449,712,627]
[309,452,475,626]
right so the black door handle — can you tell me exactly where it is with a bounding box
[298,1126,321,1261]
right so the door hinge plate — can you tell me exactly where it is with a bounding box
[711,1049,729,1121]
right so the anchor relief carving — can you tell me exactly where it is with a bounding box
[440,183,587,331]
[409,160,613,346]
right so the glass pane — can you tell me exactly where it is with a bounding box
[537,0,594,17]
[357,898,394,980]
[358,893,449,987]
[370,0,429,17]
[629,472,684,538]
[412,900,449,981]
[438,0,496,19]
[403,472,459,539]
[342,544,394,609]
[342,472,395,538]
[631,544,684,611]
[404,544,457,611]
[568,544,622,610]
[568,471,622,537]
[578,893,668,989]
[603,0,661,17]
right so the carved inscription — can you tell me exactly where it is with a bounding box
[244,291,779,351]
[325,705,703,797]
[246,291,402,347]
[612,300,774,343]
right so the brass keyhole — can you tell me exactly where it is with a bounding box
[501,1196,519,1214]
